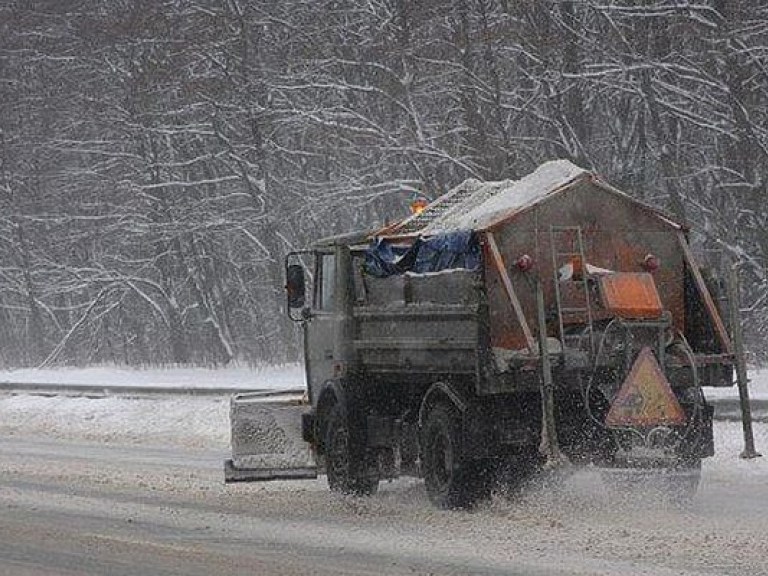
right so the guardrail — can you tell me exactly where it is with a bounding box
[0,382,263,398]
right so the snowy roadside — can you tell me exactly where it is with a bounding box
[1,390,767,480]
[0,366,291,450]
[0,394,230,450]
[0,364,766,464]
[1,363,764,397]
[704,367,768,400]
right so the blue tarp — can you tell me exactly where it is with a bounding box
[364,230,480,278]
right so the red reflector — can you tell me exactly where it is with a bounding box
[515,254,534,272]
[643,253,660,272]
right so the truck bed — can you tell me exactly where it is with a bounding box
[355,269,483,376]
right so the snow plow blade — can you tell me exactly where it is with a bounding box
[224,390,317,483]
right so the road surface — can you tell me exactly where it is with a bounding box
[1,432,768,576]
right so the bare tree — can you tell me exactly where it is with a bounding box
[0,0,765,366]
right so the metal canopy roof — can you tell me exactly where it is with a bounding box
[380,159,682,237]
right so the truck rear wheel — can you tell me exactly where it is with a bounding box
[325,404,378,496]
[422,403,492,509]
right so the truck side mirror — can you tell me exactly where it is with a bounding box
[286,264,306,310]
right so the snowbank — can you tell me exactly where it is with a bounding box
[0,394,229,449]
[705,368,768,400]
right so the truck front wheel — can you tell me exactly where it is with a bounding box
[325,404,378,496]
[422,403,492,509]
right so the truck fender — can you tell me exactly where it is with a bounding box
[315,379,348,453]
[418,381,468,428]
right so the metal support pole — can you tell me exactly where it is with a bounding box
[726,262,761,459]
[535,275,568,466]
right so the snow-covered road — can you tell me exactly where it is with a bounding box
[1,425,768,576]
[1,366,768,574]
[1,385,768,574]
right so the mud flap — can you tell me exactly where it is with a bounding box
[224,390,317,482]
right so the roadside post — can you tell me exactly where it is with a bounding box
[726,260,761,459]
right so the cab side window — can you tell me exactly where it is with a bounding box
[315,253,335,311]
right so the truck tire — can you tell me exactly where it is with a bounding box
[325,404,379,496]
[422,403,492,509]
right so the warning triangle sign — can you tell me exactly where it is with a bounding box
[605,346,686,427]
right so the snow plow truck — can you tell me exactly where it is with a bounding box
[225,160,736,508]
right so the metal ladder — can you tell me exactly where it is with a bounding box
[395,181,506,235]
[549,225,595,357]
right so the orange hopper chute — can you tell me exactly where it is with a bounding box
[598,272,663,319]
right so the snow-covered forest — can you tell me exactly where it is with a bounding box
[0,1,766,367]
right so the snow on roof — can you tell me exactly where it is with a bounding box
[391,160,588,236]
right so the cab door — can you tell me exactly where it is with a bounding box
[305,250,341,406]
